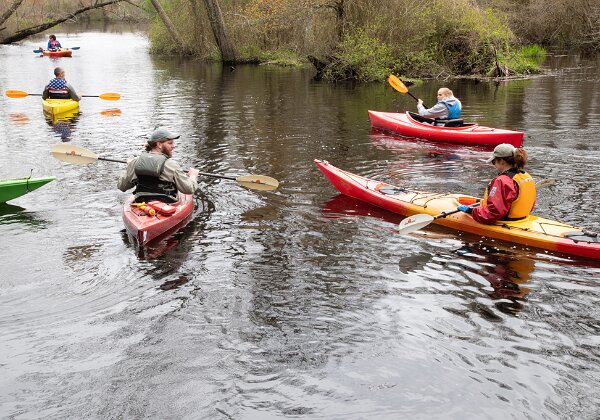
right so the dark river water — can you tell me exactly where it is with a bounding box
[1,24,599,419]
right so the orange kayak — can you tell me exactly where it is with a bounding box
[42,49,72,57]
[315,159,600,260]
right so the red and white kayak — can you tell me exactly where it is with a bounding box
[315,159,600,260]
[368,110,524,147]
[122,193,194,246]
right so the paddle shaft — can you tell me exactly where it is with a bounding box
[99,157,126,164]
[22,93,106,98]
[407,91,420,103]
[197,172,235,181]
[99,158,242,181]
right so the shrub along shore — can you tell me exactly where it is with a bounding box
[146,0,596,82]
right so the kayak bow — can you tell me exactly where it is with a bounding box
[0,176,56,203]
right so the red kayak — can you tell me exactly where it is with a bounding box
[122,193,194,246]
[315,159,600,260]
[42,49,72,57]
[368,110,523,147]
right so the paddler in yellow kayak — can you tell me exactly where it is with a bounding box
[456,144,536,224]
[42,67,81,101]
[117,127,200,203]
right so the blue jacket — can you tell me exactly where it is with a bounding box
[417,96,462,119]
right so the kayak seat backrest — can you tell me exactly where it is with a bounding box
[563,231,600,243]
[133,192,177,204]
[443,119,464,127]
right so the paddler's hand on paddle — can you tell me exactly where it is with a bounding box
[457,204,472,214]
[188,168,199,178]
[417,99,424,106]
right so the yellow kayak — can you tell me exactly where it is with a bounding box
[42,99,79,117]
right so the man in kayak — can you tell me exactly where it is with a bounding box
[417,88,462,123]
[42,67,82,101]
[117,127,200,203]
[457,143,536,224]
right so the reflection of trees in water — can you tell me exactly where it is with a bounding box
[62,244,103,271]
[0,203,48,230]
[237,200,396,372]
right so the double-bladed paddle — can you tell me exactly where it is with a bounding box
[6,90,120,100]
[397,178,556,234]
[33,46,80,53]
[388,74,425,107]
[51,144,280,191]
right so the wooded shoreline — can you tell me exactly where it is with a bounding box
[1,0,598,81]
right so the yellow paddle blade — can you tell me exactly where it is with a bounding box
[236,175,279,191]
[98,92,120,101]
[5,90,29,98]
[387,75,408,93]
[51,143,99,165]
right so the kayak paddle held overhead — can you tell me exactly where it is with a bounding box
[5,90,120,100]
[51,144,280,191]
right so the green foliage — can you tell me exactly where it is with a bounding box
[495,44,547,75]
[430,4,516,75]
[323,28,395,82]
[258,50,307,66]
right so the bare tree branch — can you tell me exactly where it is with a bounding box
[0,0,25,28]
[1,0,125,44]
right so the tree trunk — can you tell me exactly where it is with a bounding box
[148,0,190,54]
[202,0,237,63]
[1,0,124,44]
[334,0,344,42]
[0,0,25,28]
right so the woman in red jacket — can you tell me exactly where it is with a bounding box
[458,144,536,224]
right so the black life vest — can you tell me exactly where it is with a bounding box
[133,152,177,200]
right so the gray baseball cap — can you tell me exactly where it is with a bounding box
[486,143,515,163]
[150,127,180,142]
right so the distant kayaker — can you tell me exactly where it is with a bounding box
[417,88,462,122]
[42,67,81,101]
[457,143,536,224]
[117,127,200,203]
[47,34,62,51]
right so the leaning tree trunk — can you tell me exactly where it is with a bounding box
[1,0,124,44]
[148,0,190,54]
[202,0,237,63]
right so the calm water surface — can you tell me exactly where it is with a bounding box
[0,26,599,419]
